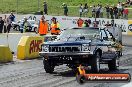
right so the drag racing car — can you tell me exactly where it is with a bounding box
[39,27,122,73]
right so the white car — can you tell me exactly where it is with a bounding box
[12,19,38,32]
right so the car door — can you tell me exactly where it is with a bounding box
[100,29,116,59]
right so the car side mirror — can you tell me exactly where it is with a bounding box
[93,34,100,39]
[100,39,103,42]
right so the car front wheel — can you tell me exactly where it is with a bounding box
[43,59,54,73]
[108,57,119,71]
[91,52,100,73]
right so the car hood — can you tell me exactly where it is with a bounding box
[44,39,115,46]
[44,40,92,46]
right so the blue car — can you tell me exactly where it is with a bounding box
[39,27,122,73]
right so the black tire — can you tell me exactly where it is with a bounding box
[108,57,119,71]
[91,52,100,73]
[43,59,54,73]
[76,75,86,84]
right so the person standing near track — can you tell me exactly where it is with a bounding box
[123,6,129,19]
[3,15,7,33]
[105,4,110,18]
[77,18,84,27]
[62,3,68,16]
[109,6,114,19]
[23,17,31,32]
[83,3,88,17]
[113,5,118,19]
[50,17,60,35]
[79,4,83,17]
[6,16,11,33]
[117,2,123,18]
[0,17,4,33]
[92,5,96,18]
[100,5,103,18]
[43,1,48,15]
[9,12,15,22]
[38,16,49,35]
[96,4,100,18]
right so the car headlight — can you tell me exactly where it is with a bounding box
[82,44,90,51]
[42,45,49,52]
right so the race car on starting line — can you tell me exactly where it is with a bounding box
[39,26,122,73]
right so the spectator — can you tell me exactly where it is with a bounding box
[96,4,100,18]
[83,3,88,17]
[93,21,98,28]
[105,4,110,18]
[0,17,4,33]
[105,21,112,28]
[9,12,15,22]
[87,19,91,25]
[121,3,125,18]
[113,5,118,19]
[126,0,132,6]
[38,16,49,35]
[3,15,7,33]
[92,5,96,18]
[43,1,48,15]
[82,20,89,27]
[117,2,123,18]
[79,4,83,17]
[130,0,132,5]
[6,16,12,33]
[100,5,103,18]
[77,18,84,27]
[51,17,60,35]
[123,6,129,19]
[23,17,31,32]
[109,6,114,19]
[62,3,68,16]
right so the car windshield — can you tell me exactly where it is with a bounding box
[28,20,35,24]
[57,28,100,41]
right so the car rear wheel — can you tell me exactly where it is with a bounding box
[91,52,100,73]
[108,57,119,71]
[76,75,86,84]
[43,59,54,73]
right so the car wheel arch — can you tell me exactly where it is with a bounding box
[93,48,102,57]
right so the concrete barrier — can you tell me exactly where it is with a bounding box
[0,33,39,54]
[17,36,44,60]
[0,45,13,63]
[128,20,132,35]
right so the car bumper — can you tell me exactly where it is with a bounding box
[39,51,93,56]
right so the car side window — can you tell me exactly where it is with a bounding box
[105,30,111,38]
[100,30,107,40]
[105,30,115,41]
